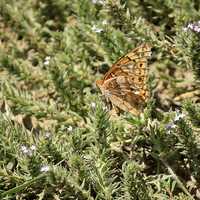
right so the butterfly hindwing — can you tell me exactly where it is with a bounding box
[101,76,146,115]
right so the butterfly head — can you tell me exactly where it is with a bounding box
[96,79,112,98]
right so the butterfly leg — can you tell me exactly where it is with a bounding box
[110,104,120,116]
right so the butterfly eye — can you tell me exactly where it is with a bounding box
[99,63,109,74]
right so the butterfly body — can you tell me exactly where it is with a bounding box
[96,44,151,116]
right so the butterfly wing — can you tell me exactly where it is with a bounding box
[96,43,152,115]
[99,76,148,115]
[103,43,151,81]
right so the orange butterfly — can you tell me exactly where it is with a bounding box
[96,43,152,115]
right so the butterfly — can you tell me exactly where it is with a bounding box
[96,43,152,115]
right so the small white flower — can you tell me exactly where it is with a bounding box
[103,105,108,111]
[174,111,185,122]
[92,0,105,5]
[91,102,96,108]
[45,56,51,60]
[40,165,49,172]
[44,60,49,65]
[30,145,36,151]
[193,26,200,32]
[67,126,73,132]
[91,25,103,33]
[102,20,108,25]
[21,145,33,156]
[45,131,51,138]
[183,27,188,31]
[44,56,51,66]
[21,145,29,154]
[188,24,194,29]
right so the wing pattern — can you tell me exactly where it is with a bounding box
[96,43,152,115]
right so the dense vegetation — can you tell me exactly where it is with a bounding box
[0,0,200,199]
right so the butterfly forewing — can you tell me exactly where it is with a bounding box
[96,43,152,115]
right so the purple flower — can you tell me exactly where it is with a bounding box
[184,21,200,33]
[165,122,176,130]
[165,122,176,134]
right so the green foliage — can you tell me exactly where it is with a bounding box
[0,0,200,199]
